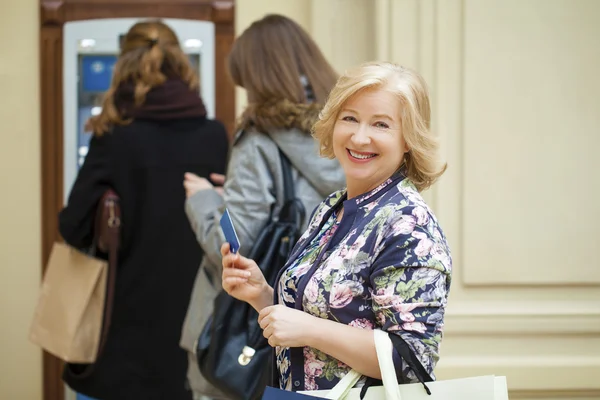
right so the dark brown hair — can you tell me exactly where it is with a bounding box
[227,14,338,133]
[88,20,199,135]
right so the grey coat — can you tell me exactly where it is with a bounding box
[180,128,345,398]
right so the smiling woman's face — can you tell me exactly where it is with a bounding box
[332,88,407,198]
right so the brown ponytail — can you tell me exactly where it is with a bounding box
[87,20,199,136]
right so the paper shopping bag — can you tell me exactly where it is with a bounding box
[29,242,108,363]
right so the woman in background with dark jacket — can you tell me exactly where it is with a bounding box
[59,20,229,400]
[180,14,345,400]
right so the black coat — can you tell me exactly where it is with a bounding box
[59,117,229,399]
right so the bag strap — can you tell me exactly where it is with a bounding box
[326,330,432,400]
[325,369,362,399]
[325,330,401,400]
[375,330,403,400]
[361,333,433,397]
[280,149,294,205]
[388,334,433,385]
[277,149,305,227]
[97,191,120,359]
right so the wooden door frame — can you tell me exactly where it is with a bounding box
[39,2,235,400]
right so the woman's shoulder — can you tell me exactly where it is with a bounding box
[359,178,449,244]
[197,118,228,136]
[368,178,436,220]
[231,129,280,157]
[233,128,269,144]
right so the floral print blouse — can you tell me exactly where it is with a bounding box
[277,211,340,390]
[272,171,452,392]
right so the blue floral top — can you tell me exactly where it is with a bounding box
[273,172,452,392]
[277,211,340,390]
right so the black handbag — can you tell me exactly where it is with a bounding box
[196,149,305,400]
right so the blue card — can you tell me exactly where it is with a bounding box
[220,209,240,254]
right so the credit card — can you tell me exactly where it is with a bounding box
[220,209,240,254]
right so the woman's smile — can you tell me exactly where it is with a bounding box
[346,148,379,162]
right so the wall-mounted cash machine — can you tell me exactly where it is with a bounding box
[39,2,235,400]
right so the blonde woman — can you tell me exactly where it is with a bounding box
[220,62,452,393]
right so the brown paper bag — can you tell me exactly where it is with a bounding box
[29,242,108,363]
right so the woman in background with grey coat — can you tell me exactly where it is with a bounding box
[179,14,345,400]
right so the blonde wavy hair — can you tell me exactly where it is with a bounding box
[88,20,199,136]
[312,61,447,192]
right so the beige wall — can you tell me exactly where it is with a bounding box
[238,0,600,399]
[0,0,42,398]
[1,0,598,399]
[376,0,600,399]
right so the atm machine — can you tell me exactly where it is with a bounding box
[63,18,216,202]
[62,18,216,400]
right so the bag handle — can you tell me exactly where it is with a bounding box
[375,330,403,400]
[95,190,120,362]
[326,330,432,400]
[325,330,401,400]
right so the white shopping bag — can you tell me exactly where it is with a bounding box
[299,330,509,400]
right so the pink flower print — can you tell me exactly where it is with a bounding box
[372,285,395,307]
[415,238,433,257]
[304,376,318,391]
[412,231,427,240]
[305,281,319,303]
[321,256,343,277]
[294,259,313,277]
[305,359,325,377]
[349,318,374,330]
[393,215,416,236]
[402,322,427,334]
[304,348,325,380]
[364,201,378,213]
[319,225,336,247]
[393,302,418,322]
[330,281,363,309]
[412,206,430,225]
[412,231,433,257]
[430,243,451,269]
[346,235,367,260]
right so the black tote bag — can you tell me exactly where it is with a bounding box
[196,149,305,400]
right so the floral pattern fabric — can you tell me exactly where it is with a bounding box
[274,174,452,392]
[276,212,339,390]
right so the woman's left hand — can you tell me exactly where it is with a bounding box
[184,172,214,198]
[258,305,319,348]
